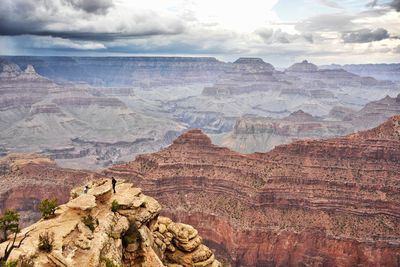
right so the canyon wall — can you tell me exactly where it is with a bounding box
[104,117,400,266]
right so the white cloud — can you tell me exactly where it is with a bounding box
[0,0,399,65]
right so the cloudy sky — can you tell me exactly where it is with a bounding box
[0,0,399,66]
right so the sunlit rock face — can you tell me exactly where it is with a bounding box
[0,179,221,267]
[104,117,400,266]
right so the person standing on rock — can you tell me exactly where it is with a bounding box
[83,185,89,194]
[111,177,117,193]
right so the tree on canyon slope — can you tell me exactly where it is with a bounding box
[0,209,29,266]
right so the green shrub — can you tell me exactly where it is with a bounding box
[81,215,99,232]
[38,231,54,253]
[38,199,58,219]
[0,210,19,241]
[111,200,120,212]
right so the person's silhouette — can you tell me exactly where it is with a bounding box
[111,177,117,193]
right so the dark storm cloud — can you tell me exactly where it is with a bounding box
[342,28,390,43]
[0,0,184,40]
[65,0,114,14]
[389,0,400,11]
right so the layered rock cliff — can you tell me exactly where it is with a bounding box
[0,154,96,226]
[0,179,220,267]
[217,110,353,152]
[104,116,400,266]
[214,94,400,154]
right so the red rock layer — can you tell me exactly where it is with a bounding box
[0,154,97,226]
[104,116,400,266]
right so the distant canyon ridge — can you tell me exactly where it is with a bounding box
[0,56,399,169]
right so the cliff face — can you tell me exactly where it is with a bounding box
[105,116,400,266]
[218,110,353,153]
[0,179,220,267]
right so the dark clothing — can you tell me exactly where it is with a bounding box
[112,178,117,193]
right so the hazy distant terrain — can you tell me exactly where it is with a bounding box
[1,56,399,169]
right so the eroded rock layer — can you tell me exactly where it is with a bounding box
[0,180,221,267]
[104,117,400,266]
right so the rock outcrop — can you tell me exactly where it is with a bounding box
[104,116,400,266]
[0,153,95,226]
[0,179,220,267]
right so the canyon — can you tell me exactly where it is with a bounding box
[1,57,399,169]
[0,116,399,266]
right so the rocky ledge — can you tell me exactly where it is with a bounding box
[0,179,220,267]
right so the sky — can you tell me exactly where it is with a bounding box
[0,0,399,66]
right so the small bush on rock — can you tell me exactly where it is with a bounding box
[111,200,120,212]
[81,215,99,232]
[38,231,54,253]
[38,199,58,219]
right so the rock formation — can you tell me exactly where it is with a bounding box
[320,63,400,82]
[349,94,400,129]
[202,57,286,96]
[0,179,220,267]
[104,116,400,266]
[286,60,318,72]
[0,153,96,226]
